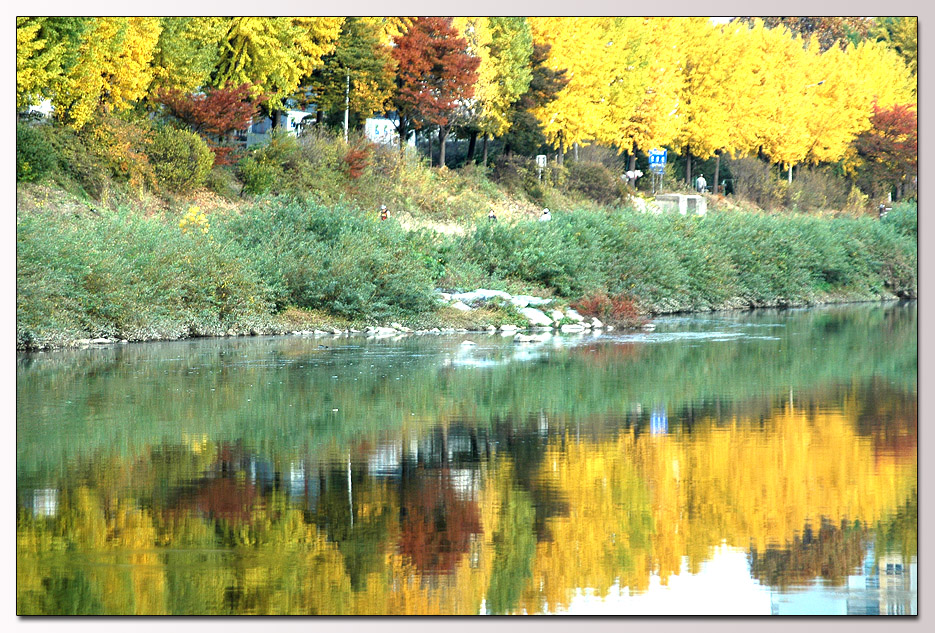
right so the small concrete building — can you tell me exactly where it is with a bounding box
[654,193,707,216]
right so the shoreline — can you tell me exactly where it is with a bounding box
[17,295,911,353]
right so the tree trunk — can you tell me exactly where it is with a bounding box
[272,110,283,129]
[467,131,478,162]
[713,152,721,195]
[439,127,448,168]
[573,142,579,161]
[558,136,565,166]
[685,145,692,185]
[398,119,408,153]
[482,134,489,167]
[628,153,636,172]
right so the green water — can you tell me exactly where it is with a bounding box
[16,303,917,615]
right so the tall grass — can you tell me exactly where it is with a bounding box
[447,207,916,310]
[16,200,916,348]
[16,208,273,347]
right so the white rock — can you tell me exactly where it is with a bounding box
[560,323,586,333]
[430,328,441,334]
[642,323,656,331]
[514,334,535,343]
[606,325,614,331]
[450,301,473,312]
[391,322,403,329]
[591,317,604,328]
[487,325,497,332]
[513,294,552,307]
[519,307,553,326]
[439,292,451,301]
[90,338,111,344]
[509,296,530,308]
[461,340,477,346]
[550,309,565,322]
[564,309,585,322]
[499,324,519,331]
[452,289,512,304]
[332,328,343,335]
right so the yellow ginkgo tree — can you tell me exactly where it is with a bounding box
[529,17,618,163]
[54,17,162,129]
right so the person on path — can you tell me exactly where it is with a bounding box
[379,204,388,221]
[539,208,552,222]
[695,174,707,193]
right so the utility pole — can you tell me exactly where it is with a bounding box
[343,72,350,143]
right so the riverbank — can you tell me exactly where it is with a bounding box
[16,197,917,350]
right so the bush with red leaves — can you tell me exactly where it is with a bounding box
[343,143,371,180]
[572,291,646,328]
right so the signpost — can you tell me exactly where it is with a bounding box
[536,154,547,181]
[648,148,667,194]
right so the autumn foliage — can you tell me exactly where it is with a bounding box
[342,142,371,180]
[158,83,264,164]
[391,18,479,141]
[572,292,645,328]
[855,102,918,199]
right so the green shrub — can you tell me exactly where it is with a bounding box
[728,156,788,210]
[16,207,272,347]
[218,200,440,321]
[787,165,851,212]
[452,208,916,311]
[41,123,110,198]
[883,200,917,240]
[16,122,56,183]
[564,160,624,205]
[237,131,314,197]
[148,127,214,193]
[237,153,280,196]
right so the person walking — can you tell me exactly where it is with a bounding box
[695,174,707,193]
[379,204,388,221]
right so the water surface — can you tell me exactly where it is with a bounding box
[17,303,917,615]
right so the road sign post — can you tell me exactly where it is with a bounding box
[648,149,667,194]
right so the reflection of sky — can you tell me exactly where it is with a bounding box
[549,545,917,616]
[558,546,772,615]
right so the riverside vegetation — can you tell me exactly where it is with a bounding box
[16,124,917,350]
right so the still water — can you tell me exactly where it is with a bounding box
[17,303,917,615]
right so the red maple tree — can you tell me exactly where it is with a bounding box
[158,84,266,165]
[855,102,917,201]
[391,17,479,165]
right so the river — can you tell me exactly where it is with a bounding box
[16,302,917,615]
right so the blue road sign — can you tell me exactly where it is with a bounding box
[648,149,667,174]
